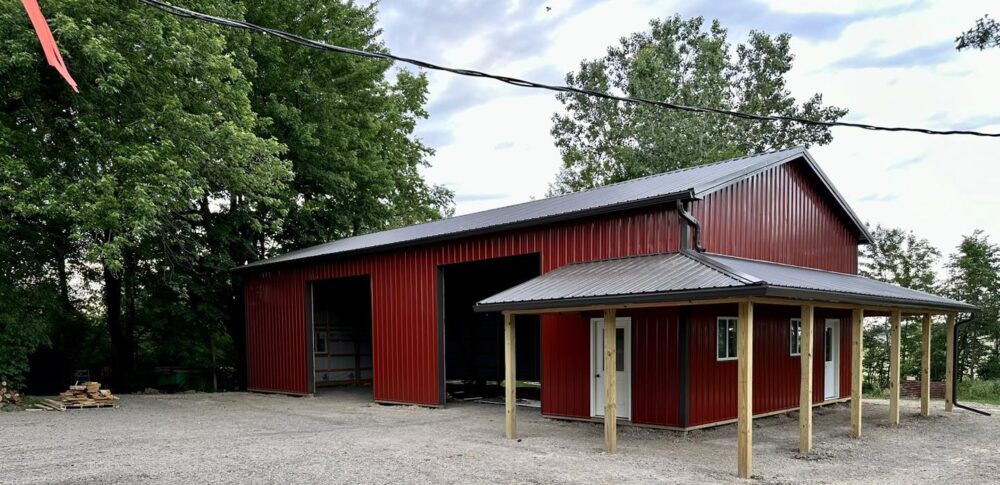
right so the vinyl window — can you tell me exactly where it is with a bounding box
[790,318,802,356]
[717,317,738,361]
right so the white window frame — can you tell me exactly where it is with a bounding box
[790,318,802,356]
[716,316,738,361]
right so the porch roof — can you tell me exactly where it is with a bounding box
[474,251,974,313]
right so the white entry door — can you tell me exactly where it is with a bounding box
[591,317,631,420]
[824,319,840,400]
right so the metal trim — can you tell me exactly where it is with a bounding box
[305,282,316,395]
[474,283,974,314]
[474,286,768,312]
[436,266,447,406]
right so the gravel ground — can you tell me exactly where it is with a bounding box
[1,389,998,484]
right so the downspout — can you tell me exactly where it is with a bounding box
[676,199,705,253]
[952,312,991,416]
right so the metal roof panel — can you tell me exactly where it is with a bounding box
[239,147,828,271]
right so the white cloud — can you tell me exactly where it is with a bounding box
[379,0,1000,264]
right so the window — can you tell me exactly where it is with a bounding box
[790,318,802,356]
[717,317,738,361]
[825,326,834,362]
[314,331,328,354]
[598,327,627,372]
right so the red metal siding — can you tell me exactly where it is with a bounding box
[688,305,852,426]
[540,314,591,418]
[693,161,859,274]
[628,308,681,427]
[246,206,681,404]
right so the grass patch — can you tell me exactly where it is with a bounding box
[958,379,1000,405]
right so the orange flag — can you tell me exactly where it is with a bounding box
[21,0,79,92]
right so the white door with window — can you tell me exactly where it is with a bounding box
[824,319,840,400]
[591,317,631,420]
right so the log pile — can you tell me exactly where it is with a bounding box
[1,381,22,408]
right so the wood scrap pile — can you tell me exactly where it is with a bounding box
[32,381,119,411]
[1,381,22,408]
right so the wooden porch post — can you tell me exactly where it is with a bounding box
[920,314,932,417]
[851,308,864,438]
[737,301,754,479]
[504,312,516,439]
[889,311,902,426]
[945,313,956,412]
[603,308,617,453]
[799,304,814,453]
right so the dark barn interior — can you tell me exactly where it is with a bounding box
[441,254,541,401]
[311,275,373,390]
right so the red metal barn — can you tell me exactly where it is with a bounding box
[237,147,971,476]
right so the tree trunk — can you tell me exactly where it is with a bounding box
[103,266,132,390]
[123,252,138,390]
[227,277,248,390]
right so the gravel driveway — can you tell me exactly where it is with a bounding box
[1,388,997,484]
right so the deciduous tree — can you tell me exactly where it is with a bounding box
[549,15,846,194]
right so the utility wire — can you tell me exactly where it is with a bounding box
[139,0,1000,138]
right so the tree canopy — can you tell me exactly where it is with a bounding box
[0,0,450,391]
[957,15,1000,50]
[548,15,847,194]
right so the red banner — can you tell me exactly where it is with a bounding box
[21,0,78,92]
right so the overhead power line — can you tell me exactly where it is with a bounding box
[139,0,1000,138]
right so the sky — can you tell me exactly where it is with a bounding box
[376,0,1000,265]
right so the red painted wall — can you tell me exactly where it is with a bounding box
[628,308,681,427]
[694,160,859,274]
[540,314,591,418]
[688,304,853,427]
[246,206,681,403]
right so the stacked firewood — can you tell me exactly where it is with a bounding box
[31,381,120,411]
[59,381,119,408]
[1,381,22,408]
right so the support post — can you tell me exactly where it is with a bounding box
[504,313,516,439]
[799,304,814,453]
[851,308,864,438]
[603,308,617,453]
[737,301,754,479]
[921,314,932,417]
[889,311,902,426]
[945,314,956,412]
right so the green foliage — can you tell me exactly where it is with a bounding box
[243,1,452,250]
[1,0,451,390]
[956,15,1000,51]
[0,283,54,390]
[958,379,1000,405]
[548,15,847,194]
[859,225,942,388]
[945,231,1000,380]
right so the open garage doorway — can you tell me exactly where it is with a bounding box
[309,275,373,395]
[439,254,541,404]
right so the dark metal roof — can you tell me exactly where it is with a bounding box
[475,251,974,313]
[238,146,870,272]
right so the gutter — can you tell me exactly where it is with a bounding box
[676,199,705,252]
[952,312,991,416]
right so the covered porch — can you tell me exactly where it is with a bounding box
[474,251,974,479]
